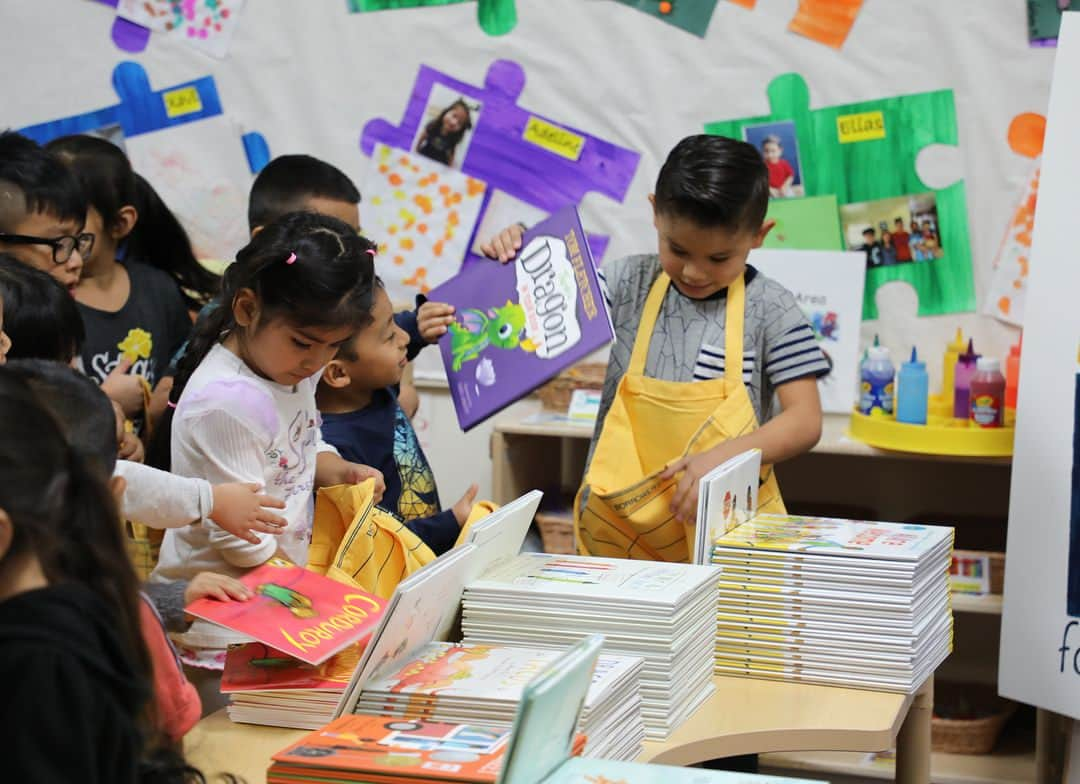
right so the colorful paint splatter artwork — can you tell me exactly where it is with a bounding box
[361,144,487,304]
[116,0,245,58]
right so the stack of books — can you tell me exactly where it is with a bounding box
[709,514,954,693]
[221,642,359,730]
[351,641,645,760]
[460,553,720,739]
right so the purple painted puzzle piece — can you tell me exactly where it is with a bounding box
[361,60,640,263]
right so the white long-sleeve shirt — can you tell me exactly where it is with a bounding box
[115,460,213,529]
[150,344,337,658]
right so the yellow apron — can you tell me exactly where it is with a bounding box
[308,480,497,598]
[575,271,785,562]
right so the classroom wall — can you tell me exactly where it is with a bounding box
[0,0,1055,503]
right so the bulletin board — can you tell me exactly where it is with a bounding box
[0,0,1056,502]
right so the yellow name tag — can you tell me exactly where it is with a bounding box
[836,111,885,144]
[163,86,203,119]
[523,117,585,161]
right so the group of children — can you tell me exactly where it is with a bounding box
[0,126,827,782]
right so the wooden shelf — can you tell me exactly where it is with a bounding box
[761,728,1035,784]
[951,593,1003,615]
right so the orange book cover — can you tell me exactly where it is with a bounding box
[185,558,385,666]
[270,714,513,783]
[221,642,362,693]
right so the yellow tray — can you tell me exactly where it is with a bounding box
[849,410,1014,457]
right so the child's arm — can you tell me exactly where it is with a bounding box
[662,378,822,523]
[404,483,479,556]
[114,460,286,541]
[314,449,387,503]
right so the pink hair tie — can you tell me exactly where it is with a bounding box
[166,401,177,409]
[285,252,297,265]
[366,248,376,257]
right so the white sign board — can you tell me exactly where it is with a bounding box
[999,12,1080,719]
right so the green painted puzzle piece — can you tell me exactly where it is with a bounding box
[346,0,516,36]
[706,73,974,319]
[611,0,719,37]
[762,194,844,251]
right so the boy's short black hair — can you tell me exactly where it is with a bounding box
[248,155,361,232]
[862,227,876,236]
[0,131,87,232]
[5,358,117,476]
[0,254,85,363]
[654,134,769,233]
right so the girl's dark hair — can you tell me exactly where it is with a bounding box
[654,134,770,233]
[0,253,84,363]
[0,369,213,784]
[424,99,474,148]
[45,135,220,308]
[147,211,377,470]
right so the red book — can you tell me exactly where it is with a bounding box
[220,642,362,693]
[185,558,385,665]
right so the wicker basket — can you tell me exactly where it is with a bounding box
[535,512,576,554]
[951,549,1006,594]
[537,363,607,411]
[931,681,1017,754]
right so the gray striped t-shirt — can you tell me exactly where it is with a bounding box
[592,254,829,453]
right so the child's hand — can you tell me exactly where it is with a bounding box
[102,356,146,417]
[479,223,525,263]
[118,428,145,464]
[660,446,737,525]
[451,483,480,527]
[341,462,387,504]
[418,301,456,343]
[184,572,253,606]
[209,483,288,544]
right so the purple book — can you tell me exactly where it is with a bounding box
[429,205,614,431]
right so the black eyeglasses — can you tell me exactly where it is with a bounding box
[0,232,95,264]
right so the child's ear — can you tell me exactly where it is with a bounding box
[321,360,352,390]
[752,219,776,249]
[648,194,658,228]
[232,288,259,327]
[111,205,138,241]
[108,476,127,508]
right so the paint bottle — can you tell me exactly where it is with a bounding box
[896,347,929,425]
[1006,335,1022,410]
[941,327,965,397]
[859,346,895,415]
[952,339,980,420]
[969,358,1006,428]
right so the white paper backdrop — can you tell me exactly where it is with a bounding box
[0,0,1057,503]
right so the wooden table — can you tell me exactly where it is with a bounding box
[185,675,933,784]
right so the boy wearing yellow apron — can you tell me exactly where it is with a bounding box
[575,135,829,563]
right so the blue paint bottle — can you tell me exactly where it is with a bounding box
[859,346,896,415]
[896,347,929,425]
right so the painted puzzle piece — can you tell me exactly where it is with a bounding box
[985,113,1046,326]
[728,0,864,49]
[346,0,517,37]
[115,0,246,59]
[361,59,641,269]
[706,73,974,319]
[18,62,268,260]
[610,0,719,37]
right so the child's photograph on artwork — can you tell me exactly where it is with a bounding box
[840,192,943,270]
[743,121,804,199]
[413,85,481,171]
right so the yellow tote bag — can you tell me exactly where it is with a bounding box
[575,272,784,562]
[309,481,499,598]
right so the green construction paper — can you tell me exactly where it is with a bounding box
[611,0,719,37]
[346,0,517,36]
[762,194,844,251]
[706,73,975,319]
[1028,0,1080,43]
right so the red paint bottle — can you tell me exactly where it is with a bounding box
[969,358,1006,428]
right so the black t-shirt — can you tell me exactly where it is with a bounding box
[78,260,193,389]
